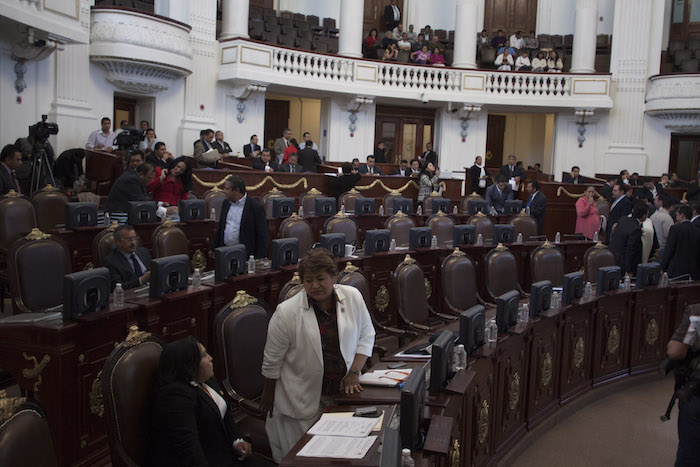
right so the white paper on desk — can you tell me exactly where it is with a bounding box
[297,435,377,459]
[318,412,384,431]
[359,369,413,387]
[307,415,378,437]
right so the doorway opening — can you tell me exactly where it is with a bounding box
[670,134,700,182]
[486,112,555,172]
[264,95,322,154]
[375,105,435,164]
[113,94,155,132]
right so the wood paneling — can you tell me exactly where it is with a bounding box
[484,0,538,36]
[486,115,507,169]
[375,105,435,163]
[264,99,290,152]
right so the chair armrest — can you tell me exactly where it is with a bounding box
[477,295,497,308]
[373,344,387,358]
[408,322,431,333]
[381,324,415,338]
[433,311,458,321]
[238,399,264,418]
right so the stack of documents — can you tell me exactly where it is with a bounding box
[297,414,381,459]
[359,369,414,387]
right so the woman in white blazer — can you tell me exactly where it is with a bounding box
[260,249,376,462]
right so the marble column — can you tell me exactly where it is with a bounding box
[570,0,598,73]
[338,0,363,58]
[452,0,478,69]
[219,0,249,40]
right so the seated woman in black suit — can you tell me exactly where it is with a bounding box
[149,337,256,466]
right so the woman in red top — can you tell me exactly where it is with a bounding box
[147,156,192,207]
[365,29,379,49]
[282,138,299,165]
[575,186,601,240]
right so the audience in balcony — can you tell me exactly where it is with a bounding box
[429,47,445,66]
[147,157,191,209]
[139,128,159,152]
[428,35,444,54]
[411,45,431,64]
[381,31,396,49]
[382,44,399,61]
[498,41,516,56]
[509,31,525,49]
[373,142,387,163]
[422,25,433,41]
[359,155,383,176]
[282,138,299,165]
[405,24,418,42]
[532,51,547,72]
[244,134,262,158]
[412,34,427,52]
[397,33,412,52]
[297,140,322,172]
[145,142,174,169]
[365,29,380,49]
[418,161,441,205]
[492,30,507,49]
[86,117,117,152]
[547,51,564,72]
[495,49,514,70]
[252,148,279,172]
[194,129,221,168]
[479,29,491,47]
[515,50,531,71]
[523,31,539,49]
[385,0,401,31]
[299,132,321,160]
[392,24,404,42]
[213,131,232,156]
[274,128,293,165]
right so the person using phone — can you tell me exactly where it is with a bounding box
[147,156,192,213]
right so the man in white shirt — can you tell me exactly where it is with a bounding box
[86,117,117,152]
[397,33,412,52]
[650,195,674,252]
[392,23,404,43]
[298,132,322,160]
[139,128,158,152]
[509,31,524,49]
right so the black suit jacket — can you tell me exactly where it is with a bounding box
[609,216,642,274]
[296,147,321,172]
[526,191,547,235]
[693,216,700,229]
[104,170,150,213]
[662,221,700,280]
[499,164,525,180]
[687,180,700,203]
[392,168,411,177]
[422,151,437,167]
[251,157,278,172]
[600,183,613,203]
[331,173,361,200]
[278,163,302,173]
[384,4,400,29]
[373,147,386,163]
[53,150,84,189]
[243,143,261,158]
[562,174,581,184]
[469,165,488,195]
[607,196,632,240]
[148,378,247,467]
[0,164,18,196]
[213,140,232,154]
[103,247,152,291]
[358,165,383,175]
[212,196,269,258]
[485,184,513,213]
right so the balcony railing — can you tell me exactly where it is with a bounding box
[645,73,700,132]
[219,38,612,109]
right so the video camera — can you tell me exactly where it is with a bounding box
[28,114,58,143]
[115,128,144,149]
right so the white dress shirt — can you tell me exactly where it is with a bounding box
[223,194,247,246]
[391,4,400,20]
[509,34,524,49]
[139,138,159,152]
[86,130,117,150]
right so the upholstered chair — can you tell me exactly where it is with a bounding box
[280,214,313,255]
[441,248,492,314]
[461,192,484,213]
[31,185,69,232]
[300,188,325,216]
[338,188,363,214]
[422,192,446,215]
[426,211,455,247]
[468,211,494,242]
[382,190,403,215]
[204,188,227,219]
[583,242,616,282]
[531,241,566,286]
[278,272,304,303]
[92,222,119,267]
[484,244,524,300]
[0,398,58,467]
[384,211,415,247]
[510,211,538,241]
[323,211,359,246]
[151,220,189,258]
[259,187,288,219]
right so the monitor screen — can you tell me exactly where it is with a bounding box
[178,199,206,221]
[214,245,246,281]
[128,201,157,224]
[636,262,661,289]
[460,305,485,354]
[409,227,431,250]
[430,330,456,392]
[597,266,622,295]
[365,229,390,255]
[271,238,299,269]
[65,202,98,229]
[400,366,426,451]
[431,198,450,214]
[504,200,523,215]
[149,254,189,298]
[562,271,584,304]
[355,198,375,215]
[496,290,520,332]
[319,233,345,258]
[314,197,337,216]
[271,197,295,219]
[392,197,413,214]
[468,199,488,215]
[529,280,552,316]
[493,224,515,243]
[454,224,476,246]
[63,267,110,320]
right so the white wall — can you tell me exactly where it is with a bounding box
[325,97,375,162]
[552,111,608,181]
[434,106,488,183]
[537,0,615,36]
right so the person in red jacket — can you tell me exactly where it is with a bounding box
[147,156,191,211]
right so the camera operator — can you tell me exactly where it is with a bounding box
[54,148,85,191]
[86,117,117,152]
[666,304,700,466]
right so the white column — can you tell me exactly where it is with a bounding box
[452,0,478,69]
[338,0,363,58]
[154,0,189,24]
[570,0,598,73]
[219,0,249,40]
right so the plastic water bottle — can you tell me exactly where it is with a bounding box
[453,205,458,215]
[592,231,599,242]
[661,272,669,288]
[113,283,124,308]
[247,255,256,274]
[416,205,423,216]
[210,208,217,220]
[487,320,499,343]
[453,344,467,372]
[519,304,530,323]
[389,238,396,252]
[516,232,523,244]
[553,291,562,308]
[476,233,483,246]
[623,275,631,291]
[431,235,438,248]
[584,282,593,299]
[555,232,561,244]
[192,268,201,288]
[401,449,415,467]
[378,205,384,216]
[104,212,111,226]
[341,202,346,214]
[298,206,304,217]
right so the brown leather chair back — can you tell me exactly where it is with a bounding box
[0,195,36,250]
[204,188,226,219]
[468,212,494,242]
[324,212,359,246]
[101,327,164,467]
[510,213,538,241]
[441,249,480,312]
[461,192,484,213]
[215,291,270,411]
[278,272,304,303]
[300,188,324,216]
[596,199,610,219]
[383,191,403,215]
[31,186,69,231]
[8,230,70,313]
[260,187,288,219]
[280,214,313,255]
[337,263,372,310]
[0,399,58,467]
[584,243,616,282]
[152,221,189,258]
[485,245,520,299]
[339,189,362,213]
[384,211,415,247]
[393,255,430,326]
[531,242,565,286]
[422,193,446,215]
[92,223,119,267]
[426,211,455,246]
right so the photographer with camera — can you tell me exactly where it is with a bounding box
[86,117,117,152]
[664,304,700,466]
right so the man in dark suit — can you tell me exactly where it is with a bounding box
[104,163,154,213]
[606,183,633,241]
[499,154,525,182]
[662,205,700,280]
[296,141,322,172]
[374,142,387,163]
[600,176,616,204]
[212,175,269,258]
[609,201,647,275]
[526,180,547,235]
[691,202,700,228]
[358,155,383,176]
[485,174,513,214]
[243,134,261,158]
[686,169,700,203]
[384,0,401,31]
[278,153,302,173]
[0,144,23,195]
[392,159,411,176]
[212,131,232,156]
[331,162,361,200]
[251,149,278,172]
[103,224,152,290]
[562,166,582,184]
[53,148,85,190]
[420,143,437,167]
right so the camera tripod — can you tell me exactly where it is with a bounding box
[30,144,56,194]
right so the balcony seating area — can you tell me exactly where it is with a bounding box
[247,6,339,54]
[662,39,700,73]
